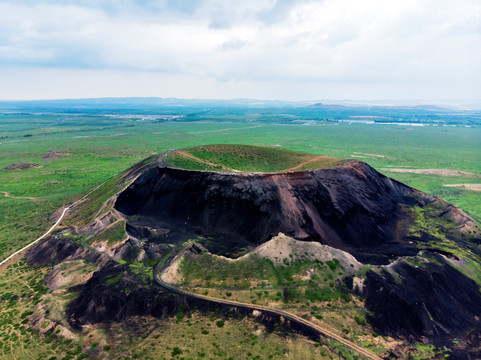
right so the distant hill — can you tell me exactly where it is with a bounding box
[308,102,450,112]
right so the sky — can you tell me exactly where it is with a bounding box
[0,0,480,102]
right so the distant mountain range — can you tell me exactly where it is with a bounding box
[0,97,479,111]
[308,102,452,112]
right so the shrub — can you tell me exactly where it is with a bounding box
[171,347,182,356]
[216,320,225,328]
[20,310,34,318]
[354,316,364,326]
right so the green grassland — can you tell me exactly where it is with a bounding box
[179,251,346,291]
[177,250,360,335]
[0,260,87,360]
[164,144,344,172]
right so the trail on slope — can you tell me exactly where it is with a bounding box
[284,157,322,172]
[176,151,240,173]
[0,181,107,267]
[0,206,69,266]
[380,168,480,177]
[0,191,40,201]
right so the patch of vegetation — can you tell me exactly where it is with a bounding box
[93,220,127,244]
[105,272,123,285]
[164,144,344,173]
[0,260,87,359]
[179,252,346,290]
[405,203,481,286]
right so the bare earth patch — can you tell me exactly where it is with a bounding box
[42,150,69,159]
[380,168,480,177]
[250,233,362,271]
[443,184,481,192]
[3,163,41,171]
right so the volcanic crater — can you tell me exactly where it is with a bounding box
[115,145,469,264]
[112,145,481,338]
[29,144,481,349]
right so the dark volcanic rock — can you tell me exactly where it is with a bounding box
[362,252,481,337]
[66,262,178,327]
[26,234,108,266]
[115,161,425,263]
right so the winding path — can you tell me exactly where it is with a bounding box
[0,191,40,201]
[284,156,323,172]
[154,262,382,360]
[0,207,69,266]
[0,182,105,266]
[175,151,241,173]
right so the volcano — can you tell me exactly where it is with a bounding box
[29,144,481,349]
[115,145,475,265]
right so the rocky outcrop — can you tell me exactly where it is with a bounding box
[26,232,109,267]
[360,253,481,337]
[66,261,178,327]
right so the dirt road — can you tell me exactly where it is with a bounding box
[0,206,69,266]
[154,262,382,360]
[0,181,106,266]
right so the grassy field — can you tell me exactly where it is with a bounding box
[164,144,344,172]
[0,260,88,360]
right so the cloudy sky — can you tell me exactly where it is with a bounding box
[0,0,480,102]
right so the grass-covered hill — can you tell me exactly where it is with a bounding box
[164,144,344,173]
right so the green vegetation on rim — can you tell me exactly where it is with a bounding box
[164,144,344,173]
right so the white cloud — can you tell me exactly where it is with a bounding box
[0,0,479,100]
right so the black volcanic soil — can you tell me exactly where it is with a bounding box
[115,160,427,264]
[357,252,481,337]
[26,237,322,342]
[3,162,39,170]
